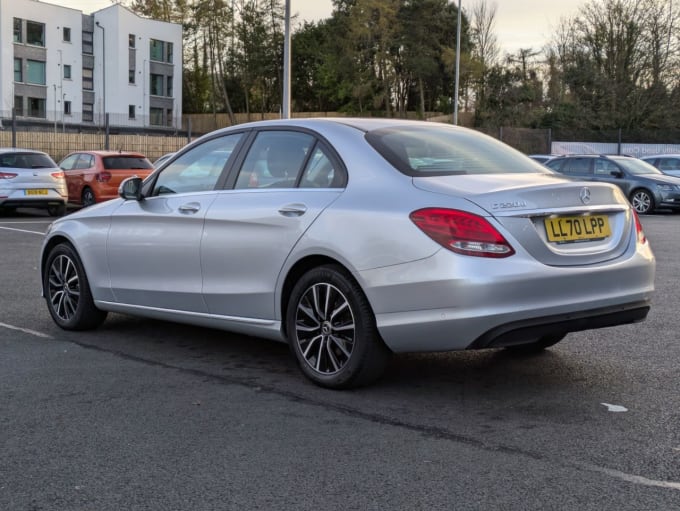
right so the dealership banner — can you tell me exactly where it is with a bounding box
[551,142,680,157]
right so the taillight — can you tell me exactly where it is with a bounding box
[0,172,18,179]
[410,208,515,258]
[632,210,646,245]
[51,171,65,179]
[96,171,112,183]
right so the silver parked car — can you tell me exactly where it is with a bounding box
[40,119,655,388]
[0,148,67,216]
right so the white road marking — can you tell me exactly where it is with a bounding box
[583,463,680,491]
[0,321,52,339]
[601,402,628,412]
[0,226,45,235]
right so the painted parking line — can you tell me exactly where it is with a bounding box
[0,321,52,339]
[0,226,45,235]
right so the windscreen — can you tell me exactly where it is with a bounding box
[0,152,56,169]
[611,157,663,176]
[103,156,153,170]
[365,125,550,176]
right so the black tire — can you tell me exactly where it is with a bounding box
[47,203,66,217]
[630,189,654,214]
[286,265,391,389]
[81,187,96,207]
[44,243,107,330]
[504,333,566,354]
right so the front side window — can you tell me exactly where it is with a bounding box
[235,131,314,189]
[13,18,22,43]
[26,21,45,46]
[150,39,164,61]
[152,134,244,195]
[594,158,619,175]
[59,154,80,170]
[14,58,22,82]
[28,98,46,118]
[26,60,46,85]
[366,125,549,176]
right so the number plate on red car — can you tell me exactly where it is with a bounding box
[544,215,611,243]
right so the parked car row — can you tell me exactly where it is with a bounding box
[541,154,680,214]
[0,148,154,216]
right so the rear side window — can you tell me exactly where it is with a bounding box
[0,152,56,169]
[103,156,153,170]
[365,125,549,176]
[563,158,592,175]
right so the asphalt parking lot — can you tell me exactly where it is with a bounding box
[1,208,679,510]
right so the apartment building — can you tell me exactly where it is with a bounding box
[0,0,182,128]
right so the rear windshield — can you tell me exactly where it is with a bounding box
[0,152,56,169]
[365,125,550,176]
[103,156,153,170]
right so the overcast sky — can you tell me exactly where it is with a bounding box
[55,0,585,54]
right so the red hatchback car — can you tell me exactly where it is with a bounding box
[58,151,154,206]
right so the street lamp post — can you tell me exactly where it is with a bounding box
[95,21,105,126]
[282,0,291,119]
[453,0,461,125]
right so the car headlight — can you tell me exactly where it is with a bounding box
[657,184,674,191]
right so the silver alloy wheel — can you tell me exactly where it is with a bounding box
[47,254,81,322]
[631,190,652,213]
[295,283,355,375]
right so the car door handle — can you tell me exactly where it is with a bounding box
[278,204,307,217]
[178,202,201,214]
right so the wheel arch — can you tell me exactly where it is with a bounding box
[40,235,77,294]
[279,255,368,338]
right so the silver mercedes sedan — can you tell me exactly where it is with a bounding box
[40,119,655,388]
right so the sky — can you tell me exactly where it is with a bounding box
[54,0,585,54]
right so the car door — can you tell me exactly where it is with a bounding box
[201,130,346,320]
[106,132,245,312]
[592,158,633,194]
[59,153,82,201]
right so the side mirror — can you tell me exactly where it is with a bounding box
[610,170,624,178]
[119,176,143,201]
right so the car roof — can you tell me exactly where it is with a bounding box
[0,147,48,156]
[67,150,148,157]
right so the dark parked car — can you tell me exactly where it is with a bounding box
[545,154,680,214]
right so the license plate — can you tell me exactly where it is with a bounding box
[25,189,49,196]
[544,215,611,243]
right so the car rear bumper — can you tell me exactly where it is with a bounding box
[360,239,655,353]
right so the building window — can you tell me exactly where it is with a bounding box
[129,34,135,48]
[129,105,136,119]
[26,60,46,85]
[82,31,93,55]
[166,76,173,97]
[13,18,22,43]
[14,96,24,116]
[167,42,173,63]
[28,97,46,118]
[64,64,72,80]
[83,102,93,122]
[150,39,164,61]
[166,109,173,127]
[63,27,71,42]
[14,58,23,82]
[82,68,93,90]
[150,74,164,96]
[64,101,72,115]
[129,70,135,84]
[150,107,163,125]
[26,21,45,46]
